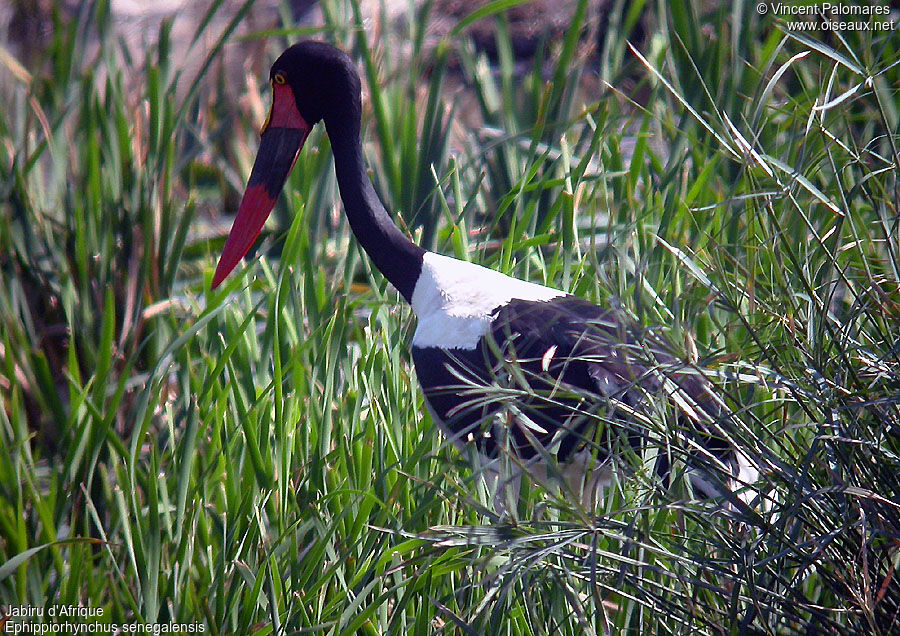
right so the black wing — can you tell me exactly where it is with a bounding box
[413,295,731,464]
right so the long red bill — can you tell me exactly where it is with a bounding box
[212,85,309,288]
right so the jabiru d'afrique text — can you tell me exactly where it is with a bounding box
[211,41,758,511]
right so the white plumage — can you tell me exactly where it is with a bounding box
[411,252,564,350]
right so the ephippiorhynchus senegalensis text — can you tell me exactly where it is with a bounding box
[212,41,757,510]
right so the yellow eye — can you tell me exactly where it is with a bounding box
[273,72,286,85]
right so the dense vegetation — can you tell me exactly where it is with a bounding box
[1,0,898,633]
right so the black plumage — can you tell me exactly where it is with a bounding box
[413,296,737,493]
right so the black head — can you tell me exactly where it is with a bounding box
[269,41,362,127]
[212,41,363,288]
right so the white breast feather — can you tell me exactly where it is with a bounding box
[411,252,564,350]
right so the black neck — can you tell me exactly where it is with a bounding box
[324,110,424,304]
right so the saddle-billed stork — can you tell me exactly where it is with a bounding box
[212,41,757,511]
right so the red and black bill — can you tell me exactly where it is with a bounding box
[212,83,309,288]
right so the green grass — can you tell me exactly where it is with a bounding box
[1,0,898,633]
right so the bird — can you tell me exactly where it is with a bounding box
[211,41,758,512]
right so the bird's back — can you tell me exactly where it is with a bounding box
[409,255,754,505]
